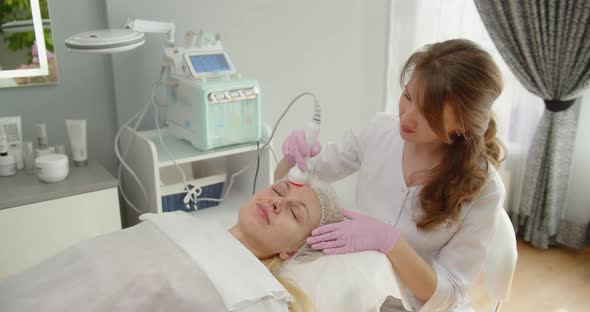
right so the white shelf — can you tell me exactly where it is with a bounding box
[139,128,269,167]
[189,184,250,229]
[119,126,273,227]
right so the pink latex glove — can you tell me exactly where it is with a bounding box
[282,130,322,171]
[306,209,401,255]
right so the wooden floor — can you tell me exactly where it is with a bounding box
[470,240,590,312]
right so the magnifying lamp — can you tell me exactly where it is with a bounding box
[65,19,175,54]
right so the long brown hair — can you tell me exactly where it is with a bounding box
[400,39,506,229]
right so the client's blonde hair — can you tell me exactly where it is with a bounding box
[263,257,314,312]
[263,176,343,312]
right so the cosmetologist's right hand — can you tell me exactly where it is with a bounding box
[282,130,322,171]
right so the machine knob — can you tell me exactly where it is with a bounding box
[215,92,226,101]
[229,90,241,98]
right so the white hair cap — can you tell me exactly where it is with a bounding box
[281,175,344,262]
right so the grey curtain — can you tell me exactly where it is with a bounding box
[474,0,590,249]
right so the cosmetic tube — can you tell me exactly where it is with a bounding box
[65,120,87,167]
[0,131,7,155]
[36,123,48,150]
[23,141,35,175]
[0,116,23,169]
[0,129,17,176]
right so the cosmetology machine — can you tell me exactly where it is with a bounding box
[163,32,261,150]
[66,19,261,151]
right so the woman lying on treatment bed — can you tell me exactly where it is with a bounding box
[0,177,343,312]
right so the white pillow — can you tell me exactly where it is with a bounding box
[279,251,402,312]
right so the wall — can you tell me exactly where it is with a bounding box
[105,0,390,207]
[0,0,118,173]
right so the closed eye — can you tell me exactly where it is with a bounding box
[272,186,299,222]
[403,91,412,101]
[290,207,298,221]
[403,87,412,101]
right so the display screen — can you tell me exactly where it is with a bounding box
[189,53,231,73]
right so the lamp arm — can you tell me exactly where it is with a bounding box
[125,19,175,46]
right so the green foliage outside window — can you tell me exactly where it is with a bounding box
[0,0,53,63]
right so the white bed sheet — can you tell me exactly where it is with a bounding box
[0,212,290,312]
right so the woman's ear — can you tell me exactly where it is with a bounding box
[278,250,297,261]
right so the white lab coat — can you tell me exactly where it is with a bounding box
[308,112,505,312]
[0,212,292,312]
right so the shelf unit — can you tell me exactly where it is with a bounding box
[119,126,273,227]
[0,162,121,278]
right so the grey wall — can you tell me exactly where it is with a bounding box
[0,0,118,173]
[105,0,390,207]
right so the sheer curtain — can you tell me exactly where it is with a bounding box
[386,0,545,215]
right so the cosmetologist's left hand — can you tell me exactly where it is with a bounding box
[306,209,401,255]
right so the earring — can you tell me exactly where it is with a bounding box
[454,128,464,137]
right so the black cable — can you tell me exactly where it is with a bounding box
[253,141,260,195]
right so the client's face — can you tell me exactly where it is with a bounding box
[235,181,323,259]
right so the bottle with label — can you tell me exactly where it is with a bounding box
[0,130,17,176]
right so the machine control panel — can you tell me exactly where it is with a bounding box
[208,87,258,103]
